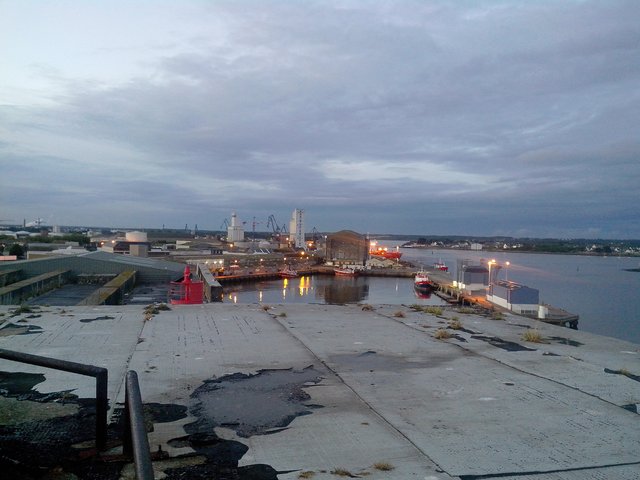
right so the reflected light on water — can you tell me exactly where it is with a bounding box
[298,276,310,296]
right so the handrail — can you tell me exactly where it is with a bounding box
[122,370,155,480]
[0,348,108,449]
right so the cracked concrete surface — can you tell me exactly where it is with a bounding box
[1,302,639,479]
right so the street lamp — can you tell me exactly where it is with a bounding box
[487,259,496,296]
[505,261,510,283]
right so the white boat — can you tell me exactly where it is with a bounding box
[334,267,358,277]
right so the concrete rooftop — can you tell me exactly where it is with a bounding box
[0,302,639,479]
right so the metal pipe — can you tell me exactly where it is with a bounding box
[0,348,108,449]
[124,370,155,480]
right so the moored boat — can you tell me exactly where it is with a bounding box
[279,266,298,278]
[334,267,358,277]
[414,270,435,293]
[369,240,402,260]
[433,260,448,272]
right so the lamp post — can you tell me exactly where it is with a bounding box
[487,259,496,296]
[505,261,510,283]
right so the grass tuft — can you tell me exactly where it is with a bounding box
[434,328,452,340]
[11,304,36,316]
[261,304,271,311]
[448,318,463,330]
[457,307,475,314]
[298,471,315,479]
[393,310,405,318]
[278,312,287,317]
[330,468,354,477]
[424,306,444,316]
[491,311,505,320]
[373,462,395,471]
[361,304,374,311]
[522,329,543,343]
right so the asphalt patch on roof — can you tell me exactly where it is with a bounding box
[471,335,536,352]
[0,323,43,336]
[186,366,324,438]
[549,336,584,347]
[156,367,324,479]
[80,315,115,323]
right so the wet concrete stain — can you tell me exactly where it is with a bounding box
[456,326,479,335]
[0,322,43,336]
[0,370,125,479]
[471,335,536,352]
[187,366,323,438]
[604,368,640,382]
[79,315,115,323]
[157,367,324,479]
[450,334,468,343]
[549,336,584,347]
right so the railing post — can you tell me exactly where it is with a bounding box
[95,369,108,450]
[0,348,108,449]
[124,370,155,480]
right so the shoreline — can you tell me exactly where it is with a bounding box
[401,244,640,257]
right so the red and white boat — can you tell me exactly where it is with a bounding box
[433,260,448,272]
[279,266,298,278]
[414,270,435,294]
[334,267,358,277]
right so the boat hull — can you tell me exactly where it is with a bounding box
[334,268,358,276]
[414,282,434,293]
[370,250,402,260]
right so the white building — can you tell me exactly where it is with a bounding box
[227,212,245,243]
[289,209,305,250]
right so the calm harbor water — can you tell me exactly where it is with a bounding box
[225,242,640,345]
[402,244,640,345]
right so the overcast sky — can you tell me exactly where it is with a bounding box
[1,1,639,239]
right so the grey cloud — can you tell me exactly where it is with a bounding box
[2,0,639,236]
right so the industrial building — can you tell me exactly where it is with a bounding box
[488,280,544,317]
[227,211,245,243]
[455,263,489,295]
[324,230,368,266]
[0,251,185,306]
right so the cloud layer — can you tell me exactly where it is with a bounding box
[1,0,639,238]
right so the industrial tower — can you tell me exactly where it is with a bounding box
[289,209,306,250]
[227,212,245,243]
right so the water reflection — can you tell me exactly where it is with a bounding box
[319,277,369,304]
[223,274,445,306]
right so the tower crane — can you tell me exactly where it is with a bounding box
[267,214,287,241]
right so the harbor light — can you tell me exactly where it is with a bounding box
[487,259,497,296]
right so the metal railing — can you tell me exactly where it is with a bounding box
[0,348,108,449]
[122,370,155,480]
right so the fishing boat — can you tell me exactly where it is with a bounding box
[279,266,298,278]
[369,240,402,260]
[414,269,435,294]
[334,267,358,277]
[433,260,448,272]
